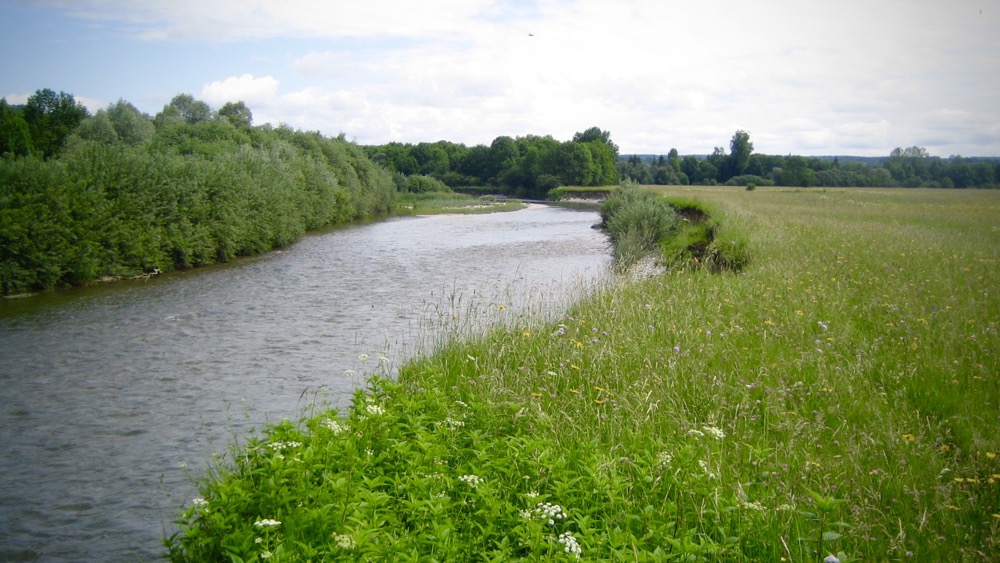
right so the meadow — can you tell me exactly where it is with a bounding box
[167,186,999,561]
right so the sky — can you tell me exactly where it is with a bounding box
[2,0,999,157]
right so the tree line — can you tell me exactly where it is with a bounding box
[364,127,997,192]
[619,131,999,189]
[1,90,395,295]
[363,126,620,199]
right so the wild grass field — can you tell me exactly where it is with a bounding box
[168,187,999,562]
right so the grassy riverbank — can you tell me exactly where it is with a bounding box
[167,187,999,561]
[394,191,527,215]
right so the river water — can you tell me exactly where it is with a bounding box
[0,204,610,561]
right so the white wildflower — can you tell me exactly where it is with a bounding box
[254,518,281,528]
[268,441,302,451]
[454,400,469,409]
[656,452,673,467]
[332,533,355,549]
[527,502,567,525]
[260,550,272,559]
[687,428,705,438]
[358,353,370,362]
[191,497,209,508]
[702,425,726,440]
[740,500,766,511]
[459,474,484,487]
[365,403,384,416]
[558,531,582,558]
[324,419,346,434]
[442,417,465,428]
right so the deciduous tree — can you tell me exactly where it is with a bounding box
[23,88,89,158]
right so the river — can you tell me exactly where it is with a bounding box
[0,204,610,561]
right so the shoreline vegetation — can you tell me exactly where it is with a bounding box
[3,90,997,298]
[166,186,998,561]
[0,92,539,298]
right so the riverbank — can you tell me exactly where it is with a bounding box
[394,191,527,216]
[0,204,610,560]
[167,187,1000,561]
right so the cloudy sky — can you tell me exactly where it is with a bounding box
[2,0,998,156]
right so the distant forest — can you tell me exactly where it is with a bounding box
[367,129,999,192]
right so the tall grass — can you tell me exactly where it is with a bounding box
[167,187,999,561]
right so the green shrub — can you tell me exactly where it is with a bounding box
[406,174,451,193]
[0,120,397,294]
[599,181,679,266]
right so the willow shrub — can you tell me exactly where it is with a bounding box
[0,122,396,295]
[599,181,680,266]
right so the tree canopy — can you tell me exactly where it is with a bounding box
[364,127,623,198]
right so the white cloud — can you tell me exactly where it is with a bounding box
[201,74,279,107]
[41,0,500,41]
[2,91,106,113]
[28,0,1000,155]
[2,92,30,105]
